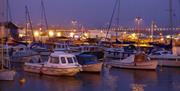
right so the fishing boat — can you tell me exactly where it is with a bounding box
[24,51,82,76]
[76,54,103,72]
[106,52,158,70]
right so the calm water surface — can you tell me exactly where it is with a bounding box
[1,64,180,91]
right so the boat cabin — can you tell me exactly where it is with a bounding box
[54,42,70,52]
[134,52,149,62]
[46,52,79,67]
[80,46,102,52]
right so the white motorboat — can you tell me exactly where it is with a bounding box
[149,50,180,67]
[106,52,158,70]
[24,51,82,76]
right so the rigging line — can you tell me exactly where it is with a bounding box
[6,0,12,22]
[41,0,49,30]
[40,0,43,30]
[105,0,119,40]
[117,0,120,27]
[178,0,180,24]
[116,0,121,40]
[25,6,35,42]
[169,0,173,31]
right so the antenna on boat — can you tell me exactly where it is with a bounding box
[25,5,35,43]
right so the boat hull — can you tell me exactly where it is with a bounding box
[157,60,180,67]
[150,55,180,67]
[24,63,81,76]
[0,69,16,80]
[82,62,103,72]
[41,67,80,76]
[107,61,158,70]
[24,63,43,73]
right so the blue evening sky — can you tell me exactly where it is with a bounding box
[9,0,180,28]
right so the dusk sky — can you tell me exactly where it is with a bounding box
[9,0,180,28]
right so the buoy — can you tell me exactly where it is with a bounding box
[19,78,26,85]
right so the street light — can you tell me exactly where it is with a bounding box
[69,32,75,38]
[49,31,54,37]
[56,32,61,37]
[34,31,39,37]
[135,17,142,48]
[135,17,143,34]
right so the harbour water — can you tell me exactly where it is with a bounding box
[1,63,180,91]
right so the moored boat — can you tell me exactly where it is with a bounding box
[104,47,136,59]
[24,51,82,76]
[106,52,158,70]
[0,69,16,80]
[149,51,180,67]
[76,54,103,72]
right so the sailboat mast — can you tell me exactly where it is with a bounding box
[25,6,35,42]
[116,0,120,40]
[6,0,12,22]
[0,0,5,70]
[105,0,118,40]
[169,0,173,32]
[1,26,4,69]
[41,0,49,35]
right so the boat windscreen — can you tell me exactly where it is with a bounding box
[50,57,59,64]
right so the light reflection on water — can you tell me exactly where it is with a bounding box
[1,65,180,91]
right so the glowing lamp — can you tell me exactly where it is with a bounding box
[34,31,39,37]
[49,31,54,37]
